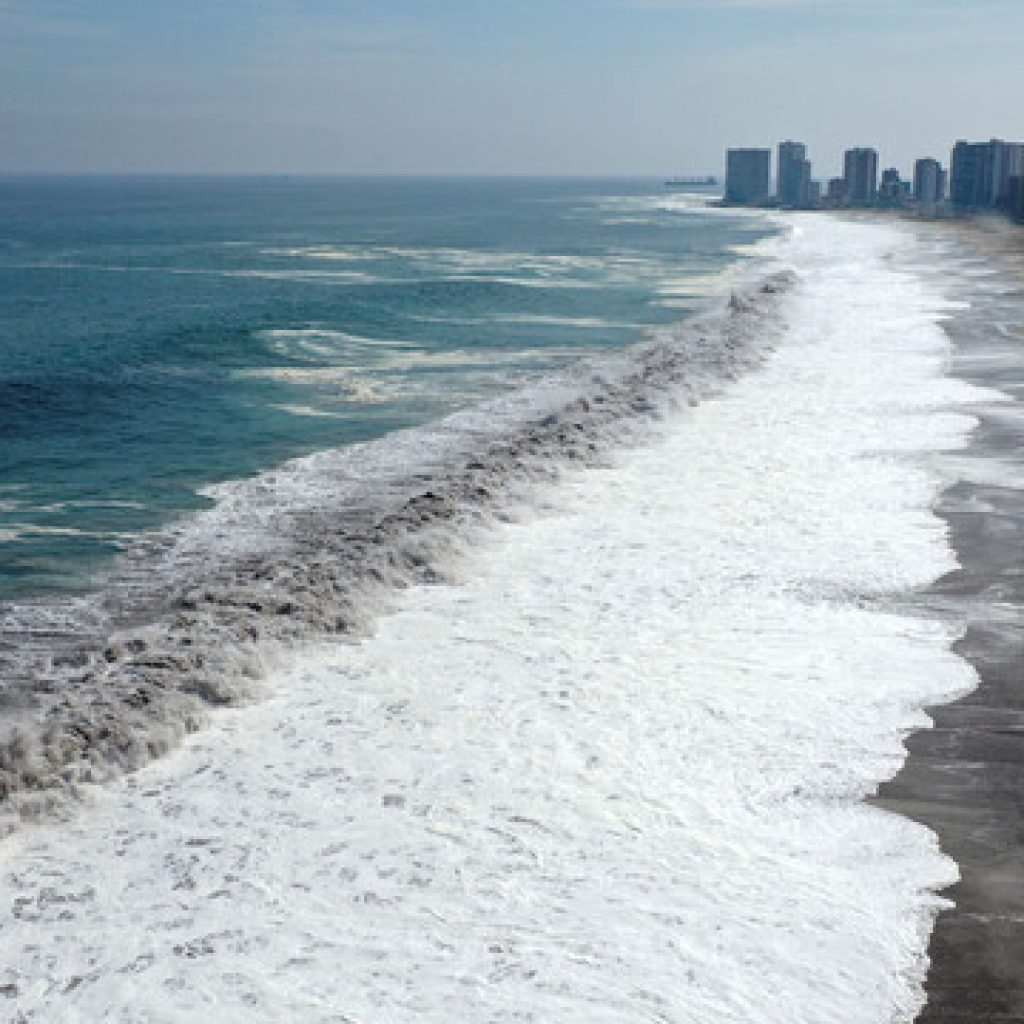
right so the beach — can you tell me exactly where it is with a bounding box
[0,209,990,1022]
[877,217,1024,1022]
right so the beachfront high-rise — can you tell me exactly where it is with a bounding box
[951,141,989,207]
[724,149,771,205]
[843,148,879,205]
[720,135,1018,216]
[878,168,905,205]
[951,138,1024,209]
[777,140,811,207]
[1007,175,1024,221]
[913,158,945,205]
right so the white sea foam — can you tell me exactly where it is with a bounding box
[261,246,369,261]
[246,369,386,405]
[272,404,351,419]
[374,347,588,371]
[0,216,982,1022]
[0,523,133,541]
[434,274,604,290]
[260,328,419,349]
[587,192,774,224]
[256,328,418,363]
[11,499,147,516]
[228,268,382,284]
[304,347,587,372]
[241,345,592,406]
[409,314,639,330]
[936,452,1024,490]
[8,263,387,285]
[263,244,611,274]
[261,243,691,292]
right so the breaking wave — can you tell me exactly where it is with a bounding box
[0,273,795,828]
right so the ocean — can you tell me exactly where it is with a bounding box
[0,176,760,601]
[0,177,1005,1021]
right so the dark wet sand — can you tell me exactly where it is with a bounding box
[876,219,1024,1022]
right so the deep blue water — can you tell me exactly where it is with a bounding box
[0,176,773,600]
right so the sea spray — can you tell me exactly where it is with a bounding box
[0,273,794,827]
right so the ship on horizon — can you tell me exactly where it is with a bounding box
[664,175,719,188]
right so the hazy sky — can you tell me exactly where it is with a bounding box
[1,0,1021,177]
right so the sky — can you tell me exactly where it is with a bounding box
[0,0,1021,177]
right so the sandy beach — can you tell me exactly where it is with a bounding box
[877,218,1024,1022]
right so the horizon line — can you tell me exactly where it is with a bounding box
[0,170,723,180]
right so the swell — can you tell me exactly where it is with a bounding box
[0,272,795,829]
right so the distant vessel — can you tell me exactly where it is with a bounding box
[664,176,718,189]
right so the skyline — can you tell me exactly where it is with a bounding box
[1,0,1022,176]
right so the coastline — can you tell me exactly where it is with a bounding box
[0,214,971,1022]
[875,218,1024,1021]
[715,194,1024,239]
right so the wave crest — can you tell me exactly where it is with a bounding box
[0,272,796,829]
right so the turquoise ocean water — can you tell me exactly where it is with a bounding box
[0,176,772,602]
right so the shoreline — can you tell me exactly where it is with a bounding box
[714,197,1024,233]
[875,220,1024,1021]
[0,212,971,1021]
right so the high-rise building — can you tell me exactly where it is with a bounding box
[843,148,879,205]
[1007,176,1024,221]
[879,168,903,203]
[725,149,771,205]
[993,141,1024,205]
[777,140,809,207]
[951,141,990,207]
[795,160,813,206]
[951,139,1024,208]
[913,158,944,205]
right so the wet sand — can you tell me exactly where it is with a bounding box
[876,218,1024,1022]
